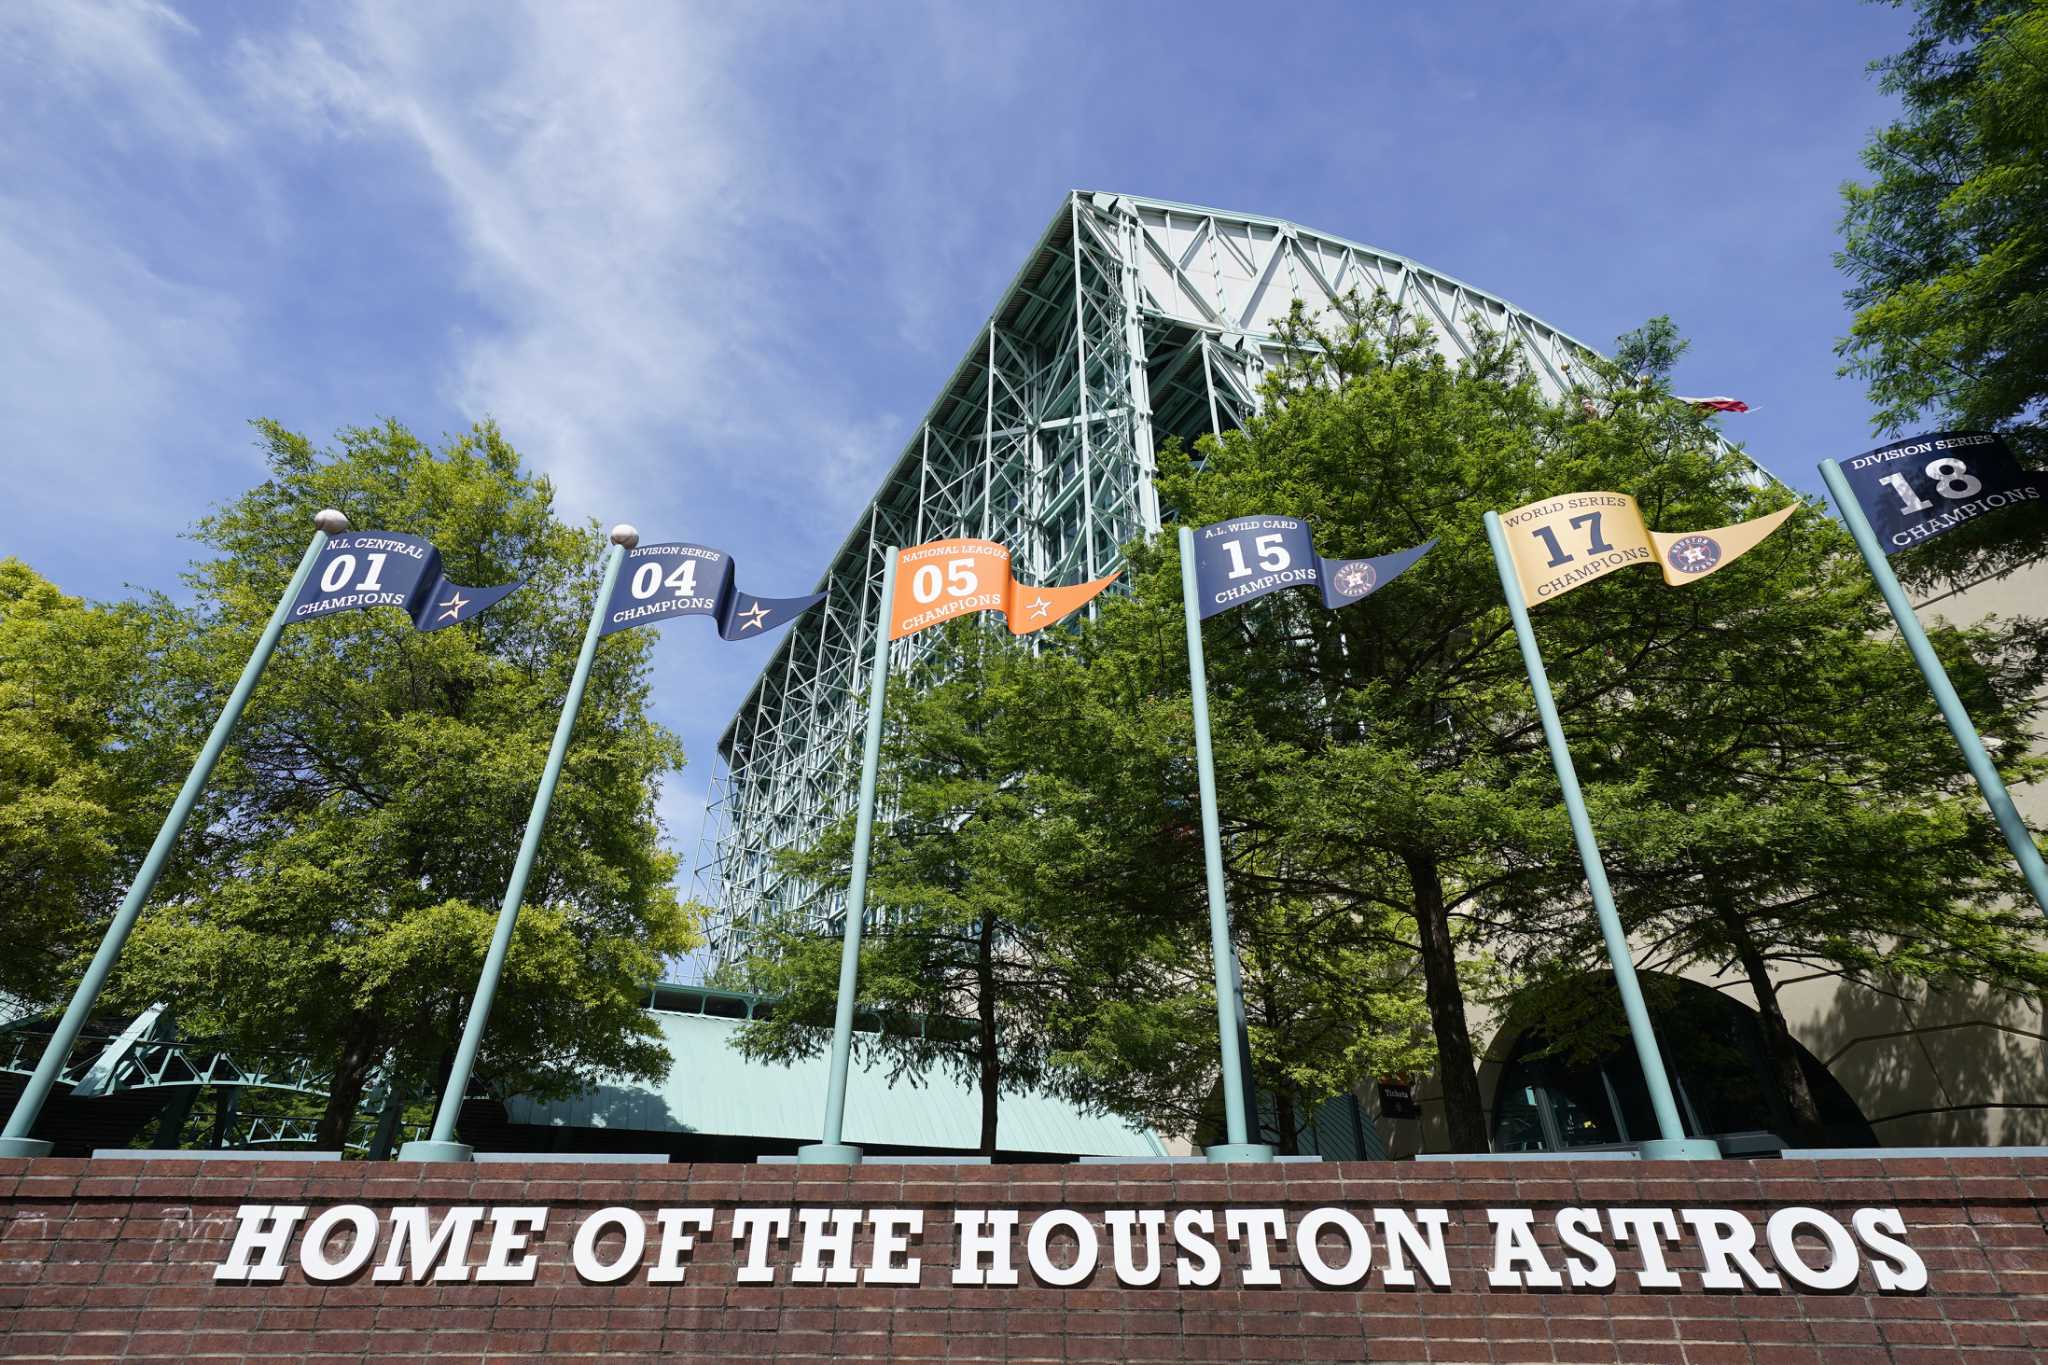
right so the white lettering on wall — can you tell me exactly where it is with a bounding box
[202,1199,1935,1296]
[299,1205,379,1283]
[475,1208,547,1284]
[214,1205,307,1283]
[649,1209,715,1284]
[952,1210,1020,1286]
[1026,1209,1098,1287]
[374,1206,483,1284]
[571,1208,645,1284]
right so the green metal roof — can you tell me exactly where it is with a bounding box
[504,986,1167,1158]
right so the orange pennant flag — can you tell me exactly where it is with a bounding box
[888,538,1120,640]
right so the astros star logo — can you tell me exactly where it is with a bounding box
[435,591,471,621]
[1027,596,1052,620]
[1666,535,1722,575]
[736,602,772,631]
[1333,561,1377,597]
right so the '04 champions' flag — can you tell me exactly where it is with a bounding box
[600,543,824,639]
[291,532,522,630]
[1190,515,1432,619]
[1836,431,2044,556]
[888,539,1118,639]
[1498,493,1797,607]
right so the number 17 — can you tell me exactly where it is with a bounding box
[1531,511,1612,568]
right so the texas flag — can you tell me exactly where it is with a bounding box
[1676,395,1752,414]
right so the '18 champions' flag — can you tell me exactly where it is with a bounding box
[1836,431,2044,556]
[1498,493,1797,607]
[599,543,824,639]
[888,539,1118,639]
[291,532,521,630]
[1190,515,1432,619]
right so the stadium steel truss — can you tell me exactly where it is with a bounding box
[701,191,1600,966]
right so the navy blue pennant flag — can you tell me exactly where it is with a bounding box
[1837,431,2044,556]
[1190,515,1433,619]
[290,532,522,632]
[599,543,824,640]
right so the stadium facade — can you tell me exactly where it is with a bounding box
[704,190,1599,956]
[701,190,2048,1158]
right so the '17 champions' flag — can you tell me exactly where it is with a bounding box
[291,532,521,630]
[600,543,824,639]
[888,539,1118,639]
[1836,431,2044,556]
[1498,493,1797,607]
[1190,515,1433,619]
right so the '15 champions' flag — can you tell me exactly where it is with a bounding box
[1190,515,1432,619]
[888,539,1118,639]
[1499,493,1797,607]
[291,532,522,630]
[600,543,824,639]
[1837,431,2044,556]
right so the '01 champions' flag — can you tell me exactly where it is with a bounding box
[600,543,825,639]
[291,532,522,630]
[888,539,1118,639]
[1190,515,1433,619]
[1836,431,2044,556]
[1497,493,1797,607]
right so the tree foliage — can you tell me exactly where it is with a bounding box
[1838,0,2048,579]
[0,561,163,1006]
[106,419,698,1145]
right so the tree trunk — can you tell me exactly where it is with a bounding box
[316,1021,381,1151]
[1713,900,1825,1142]
[976,906,1000,1158]
[1406,850,1491,1152]
[1274,1087,1299,1157]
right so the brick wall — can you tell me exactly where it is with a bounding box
[2,1154,2044,1363]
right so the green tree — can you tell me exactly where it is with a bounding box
[1509,490,2048,1142]
[109,419,697,1147]
[1065,293,2047,1152]
[733,622,1124,1157]
[0,561,162,1006]
[1838,0,2048,578]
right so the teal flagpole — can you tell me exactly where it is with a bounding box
[0,510,348,1158]
[400,524,636,1162]
[797,547,900,1165]
[1483,511,1719,1161]
[1178,526,1275,1163]
[1820,459,2048,916]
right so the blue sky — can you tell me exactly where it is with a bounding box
[1,0,1918,883]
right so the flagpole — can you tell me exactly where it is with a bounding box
[1820,459,2048,915]
[1483,512,1719,1160]
[1178,527,1275,1163]
[797,549,900,1165]
[0,511,348,1158]
[400,524,636,1163]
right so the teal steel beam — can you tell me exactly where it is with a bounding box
[399,526,633,1162]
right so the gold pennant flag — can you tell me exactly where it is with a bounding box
[887,538,1119,640]
[1499,493,1797,608]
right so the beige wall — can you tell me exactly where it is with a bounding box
[1378,556,2048,1156]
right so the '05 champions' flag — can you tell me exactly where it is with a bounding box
[291,532,522,630]
[888,539,1118,639]
[1190,515,1433,619]
[1498,493,1797,608]
[1836,431,2044,556]
[599,543,824,639]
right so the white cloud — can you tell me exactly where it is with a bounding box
[229,0,899,525]
[0,0,237,155]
